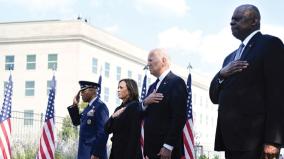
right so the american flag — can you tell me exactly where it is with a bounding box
[0,74,13,159]
[36,75,56,159]
[140,74,147,100]
[140,73,147,158]
[182,72,195,159]
[97,74,102,98]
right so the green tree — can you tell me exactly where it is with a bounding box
[199,155,209,159]
[212,154,220,159]
[59,115,78,141]
[56,115,79,158]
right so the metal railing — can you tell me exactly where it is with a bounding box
[10,111,78,159]
[9,111,223,159]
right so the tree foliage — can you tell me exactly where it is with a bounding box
[199,155,209,159]
[59,115,79,141]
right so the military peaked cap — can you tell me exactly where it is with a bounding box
[79,81,100,91]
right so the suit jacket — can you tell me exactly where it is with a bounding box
[67,98,109,159]
[209,32,284,151]
[104,100,142,159]
[143,71,187,159]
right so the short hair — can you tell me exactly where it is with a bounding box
[150,48,171,67]
[242,4,261,29]
[119,78,139,101]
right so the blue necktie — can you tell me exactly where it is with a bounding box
[234,43,245,60]
[147,78,160,95]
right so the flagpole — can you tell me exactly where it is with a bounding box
[140,64,149,159]
[36,71,56,159]
[182,62,195,159]
[187,62,192,73]
[143,65,148,76]
[143,65,149,70]
[52,64,56,76]
[9,67,12,76]
[99,65,103,77]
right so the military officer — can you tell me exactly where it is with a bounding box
[67,81,109,159]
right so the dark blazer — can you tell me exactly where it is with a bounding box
[143,71,187,159]
[209,32,284,151]
[67,98,109,159]
[104,100,142,159]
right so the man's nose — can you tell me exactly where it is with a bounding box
[230,20,236,26]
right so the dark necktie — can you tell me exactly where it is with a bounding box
[147,78,160,95]
[234,43,245,60]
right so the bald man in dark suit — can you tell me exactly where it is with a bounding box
[209,4,284,159]
[142,49,187,159]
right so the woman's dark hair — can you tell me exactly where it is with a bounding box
[119,78,139,101]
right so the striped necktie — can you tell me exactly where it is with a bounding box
[234,43,245,60]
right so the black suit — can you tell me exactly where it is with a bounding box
[210,32,284,152]
[143,71,187,159]
[105,100,142,159]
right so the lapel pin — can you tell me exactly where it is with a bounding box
[87,119,92,125]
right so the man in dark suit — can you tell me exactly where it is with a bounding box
[142,48,187,159]
[67,81,109,159]
[209,4,284,159]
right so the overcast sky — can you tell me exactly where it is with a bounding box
[1,0,283,77]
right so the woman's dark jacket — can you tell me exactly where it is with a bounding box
[104,100,142,159]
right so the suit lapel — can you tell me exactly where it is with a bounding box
[91,99,98,110]
[240,32,262,60]
[156,72,172,93]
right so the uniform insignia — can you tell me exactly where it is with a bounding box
[87,119,92,125]
[87,109,95,116]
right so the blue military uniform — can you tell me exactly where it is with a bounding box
[67,81,109,159]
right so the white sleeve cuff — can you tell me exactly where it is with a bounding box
[141,101,147,110]
[163,144,173,151]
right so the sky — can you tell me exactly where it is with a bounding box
[0,0,283,77]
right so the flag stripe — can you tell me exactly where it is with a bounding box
[183,124,194,159]
[5,120,11,156]
[0,137,8,159]
[182,73,195,159]
[41,136,51,159]
[0,74,13,159]
[43,125,54,158]
[140,73,147,159]
[39,141,46,159]
[186,121,194,144]
[0,120,11,158]
[46,120,55,146]
[140,120,145,157]
[36,75,56,159]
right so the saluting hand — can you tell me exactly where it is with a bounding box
[220,60,249,78]
[72,90,81,107]
[112,107,126,118]
[143,90,164,106]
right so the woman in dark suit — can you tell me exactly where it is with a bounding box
[104,78,142,159]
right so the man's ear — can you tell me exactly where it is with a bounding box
[251,18,258,27]
[162,57,167,63]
